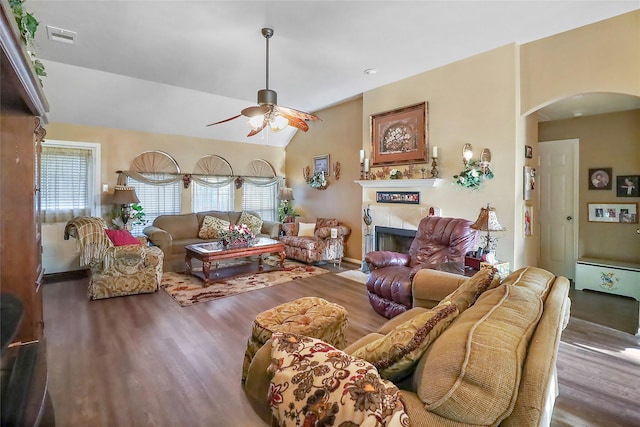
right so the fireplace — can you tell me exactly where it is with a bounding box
[362,226,417,273]
[375,226,416,253]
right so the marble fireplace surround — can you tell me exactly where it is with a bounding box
[358,179,443,259]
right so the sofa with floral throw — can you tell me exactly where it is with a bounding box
[244,266,571,427]
[143,210,280,272]
[280,218,351,265]
[64,216,164,300]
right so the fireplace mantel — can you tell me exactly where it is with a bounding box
[355,178,442,189]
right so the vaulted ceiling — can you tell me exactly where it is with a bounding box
[28,1,640,146]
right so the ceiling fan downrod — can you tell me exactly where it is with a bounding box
[258,28,277,106]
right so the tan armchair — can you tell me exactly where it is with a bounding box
[280,218,350,265]
[64,217,164,300]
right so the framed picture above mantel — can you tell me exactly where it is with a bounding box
[370,102,428,166]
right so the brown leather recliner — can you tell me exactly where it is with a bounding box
[365,216,478,318]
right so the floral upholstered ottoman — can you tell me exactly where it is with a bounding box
[241,296,348,381]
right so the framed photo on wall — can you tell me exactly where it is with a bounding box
[313,154,330,175]
[370,102,427,166]
[523,204,533,236]
[523,166,536,201]
[587,202,637,223]
[616,175,639,197]
[524,145,533,159]
[588,168,612,190]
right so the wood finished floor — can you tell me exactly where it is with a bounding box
[42,265,640,426]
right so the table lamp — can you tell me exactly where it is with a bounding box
[112,185,140,225]
[470,203,505,254]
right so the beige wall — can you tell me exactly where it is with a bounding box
[45,122,286,214]
[521,10,640,114]
[361,44,520,267]
[539,110,640,264]
[285,98,363,261]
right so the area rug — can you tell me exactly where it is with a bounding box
[161,258,328,306]
[336,269,368,285]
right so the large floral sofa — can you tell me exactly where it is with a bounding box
[244,266,571,427]
[280,218,351,265]
[143,210,280,272]
[365,216,478,318]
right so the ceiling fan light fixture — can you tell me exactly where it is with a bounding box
[270,114,289,131]
[248,115,265,130]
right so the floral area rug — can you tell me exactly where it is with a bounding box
[161,257,328,306]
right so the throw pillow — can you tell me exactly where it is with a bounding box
[315,217,338,230]
[104,229,141,246]
[435,267,501,313]
[297,222,316,237]
[350,302,460,381]
[238,211,263,235]
[198,216,230,239]
[268,332,409,427]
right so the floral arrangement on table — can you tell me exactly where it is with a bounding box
[221,223,255,246]
[453,160,494,190]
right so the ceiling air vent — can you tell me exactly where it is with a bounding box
[46,25,77,44]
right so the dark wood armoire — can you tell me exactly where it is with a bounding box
[1,1,54,425]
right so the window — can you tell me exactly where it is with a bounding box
[242,179,278,222]
[192,177,234,212]
[41,141,100,223]
[128,173,181,235]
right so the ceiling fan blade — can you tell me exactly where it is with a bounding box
[282,115,309,132]
[241,105,272,117]
[206,114,242,127]
[276,105,320,122]
[247,120,267,137]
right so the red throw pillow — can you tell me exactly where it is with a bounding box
[105,229,141,246]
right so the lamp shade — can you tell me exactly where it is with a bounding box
[278,187,294,201]
[112,185,140,205]
[471,204,505,232]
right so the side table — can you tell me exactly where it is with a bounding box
[436,261,478,277]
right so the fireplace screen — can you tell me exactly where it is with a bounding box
[375,226,416,253]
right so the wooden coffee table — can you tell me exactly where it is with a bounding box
[185,237,285,286]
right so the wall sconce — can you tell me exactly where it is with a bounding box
[462,143,473,166]
[453,143,495,190]
[304,166,328,190]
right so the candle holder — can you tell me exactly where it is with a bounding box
[430,156,440,178]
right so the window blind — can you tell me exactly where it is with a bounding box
[242,179,277,222]
[41,145,93,223]
[128,173,181,234]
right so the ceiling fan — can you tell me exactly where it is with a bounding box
[207,28,320,137]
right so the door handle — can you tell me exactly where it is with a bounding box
[566,216,573,221]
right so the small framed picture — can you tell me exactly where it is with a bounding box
[587,202,637,223]
[588,168,612,190]
[313,154,330,175]
[523,166,536,201]
[523,204,533,236]
[375,191,420,204]
[524,145,533,159]
[616,175,639,197]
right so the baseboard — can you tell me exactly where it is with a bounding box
[43,269,88,284]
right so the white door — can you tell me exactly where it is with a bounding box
[538,139,579,279]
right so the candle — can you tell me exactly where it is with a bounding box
[364,158,370,172]
[432,146,438,158]
[359,149,365,164]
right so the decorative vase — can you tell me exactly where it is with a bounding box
[223,239,250,248]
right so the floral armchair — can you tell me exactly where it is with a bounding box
[64,217,164,300]
[280,218,350,265]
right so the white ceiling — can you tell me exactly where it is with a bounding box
[28,1,640,146]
